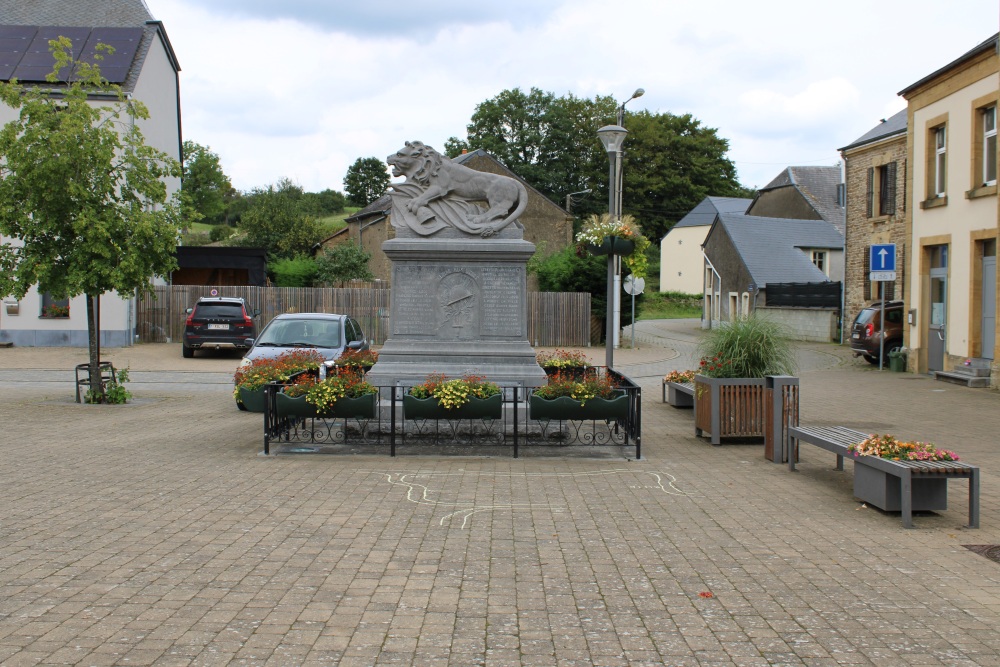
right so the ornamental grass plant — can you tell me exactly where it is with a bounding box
[696,315,796,379]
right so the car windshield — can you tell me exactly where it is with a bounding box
[256,319,342,348]
[195,303,244,318]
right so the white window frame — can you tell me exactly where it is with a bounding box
[810,250,827,275]
[934,126,947,196]
[984,106,996,186]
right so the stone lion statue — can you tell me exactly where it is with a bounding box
[387,141,528,237]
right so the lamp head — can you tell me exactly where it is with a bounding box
[630,88,645,101]
[597,125,628,153]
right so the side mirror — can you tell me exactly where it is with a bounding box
[347,340,364,350]
[185,307,193,314]
[253,309,261,317]
[245,338,254,347]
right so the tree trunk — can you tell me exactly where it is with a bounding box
[86,294,104,403]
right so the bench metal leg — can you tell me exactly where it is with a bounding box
[788,436,797,472]
[835,454,844,471]
[969,469,980,529]
[900,469,913,529]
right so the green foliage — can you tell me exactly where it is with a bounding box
[315,241,374,285]
[237,180,325,259]
[448,87,752,242]
[0,37,181,402]
[697,315,796,378]
[637,292,703,320]
[301,189,347,217]
[269,255,319,287]
[344,157,390,207]
[182,140,231,226]
[209,225,235,242]
[532,245,633,329]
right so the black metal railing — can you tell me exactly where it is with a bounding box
[261,368,641,459]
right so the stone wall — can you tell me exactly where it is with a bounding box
[758,307,840,342]
[841,135,908,339]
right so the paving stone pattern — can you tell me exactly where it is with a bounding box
[1,320,999,665]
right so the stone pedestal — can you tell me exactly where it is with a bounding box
[367,234,546,389]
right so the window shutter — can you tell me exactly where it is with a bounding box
[885,162,897,214]
[866,167,874,217]
[863,245,871,299]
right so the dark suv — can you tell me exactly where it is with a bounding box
[182,297,259,358]
[850,300,904,365]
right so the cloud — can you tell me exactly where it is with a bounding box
[182,0,563,36]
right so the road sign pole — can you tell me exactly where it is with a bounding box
[879,290,885,371]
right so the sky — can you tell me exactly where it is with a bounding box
[150,0,1000,196]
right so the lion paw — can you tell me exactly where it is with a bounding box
[481,227,496,238]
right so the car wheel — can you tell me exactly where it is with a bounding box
[236,399,248,411]
[182,345,194,358]
[864,355,879,365]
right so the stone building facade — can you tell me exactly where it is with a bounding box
[839,110,908,330]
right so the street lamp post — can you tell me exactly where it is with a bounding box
[596,124,628,369]
[612,88,643,350]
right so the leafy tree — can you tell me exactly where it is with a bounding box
[181,140,231,226]
[0,37,182,401]
[315,241,374,285]
[344,157,390,207]
[236,180,325,259]
[301,189,347,217]
[269,255,319,287]
[448,87,750,240]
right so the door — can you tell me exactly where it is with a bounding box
[928,270,947,372]
[983,256,996,360]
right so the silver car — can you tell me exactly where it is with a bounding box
[239,312,368,368]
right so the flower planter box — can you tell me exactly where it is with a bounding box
[694,375,767,445]
[277,392,377,420]
[238,387,267,413]
[586,237,635,256]
[403,393,503,420]
[542,366,596,381]
[853,464,948,512]
[529,392,629,421]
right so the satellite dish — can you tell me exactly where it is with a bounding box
[623,275,645,295]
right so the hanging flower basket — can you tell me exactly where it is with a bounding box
[586,237,635,257]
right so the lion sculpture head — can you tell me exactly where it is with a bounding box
[387,141,443,186]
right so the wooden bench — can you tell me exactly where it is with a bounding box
[662,381,694,408]
[787,425,980,529]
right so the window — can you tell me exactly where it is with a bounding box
[983,106,996,185]
[879,162,897,215]
[811,250,827,274]
[933,126,947,196]
[40,294,69,318]
[866,162,897,217]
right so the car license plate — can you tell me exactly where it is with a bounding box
[852,333,859,339]
[208,323,230,330]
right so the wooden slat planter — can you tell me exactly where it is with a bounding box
[694,376,767,445]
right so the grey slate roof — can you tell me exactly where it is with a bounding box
[0,1,178,91]
[668,196,751,236]
[0,0,153,27]
[839,109,907,152]
[713,212,844,286]
[757,166,845,235]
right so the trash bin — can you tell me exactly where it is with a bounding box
[888,350,906,372]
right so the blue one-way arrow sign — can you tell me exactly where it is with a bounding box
[870,243,896,272]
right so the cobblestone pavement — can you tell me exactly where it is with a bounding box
[1,321,999,666]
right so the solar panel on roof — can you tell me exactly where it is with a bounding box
[2,25,142,84]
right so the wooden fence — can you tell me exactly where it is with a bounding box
[136,285,591,347]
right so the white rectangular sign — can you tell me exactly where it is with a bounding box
[870,271,897,282]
